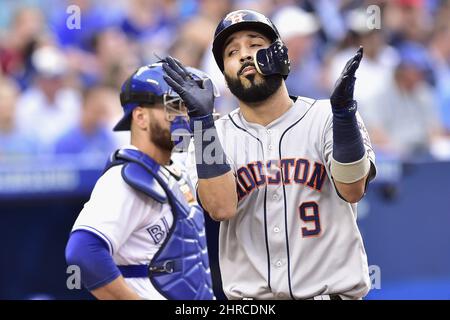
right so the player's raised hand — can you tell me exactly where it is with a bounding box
[330,47,363,109]
[162,56,215,118]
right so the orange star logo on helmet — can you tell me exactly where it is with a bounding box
[225,11,247,24]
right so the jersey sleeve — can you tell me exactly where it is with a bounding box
[72,165,160,254]
[322,108,377,182]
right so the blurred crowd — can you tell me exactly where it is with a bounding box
[0,0,450,162]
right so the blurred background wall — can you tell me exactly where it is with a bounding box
[0,0,449,299]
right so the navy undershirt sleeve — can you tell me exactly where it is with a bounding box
[332,102,366,163]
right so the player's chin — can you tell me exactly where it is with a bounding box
[248,71,267,81]
[151,129,174,152]
[161,139,174,152]
[240,74,259,87]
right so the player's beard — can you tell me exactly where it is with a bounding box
[149,119,174,152]
[225,66,283,103]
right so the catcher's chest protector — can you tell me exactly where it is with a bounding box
[104,148,215,300]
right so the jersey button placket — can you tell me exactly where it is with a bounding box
[275,260,283,268]
[265,128,276,156]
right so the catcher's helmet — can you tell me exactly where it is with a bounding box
[212,9,290,78]
[114,63,218,131]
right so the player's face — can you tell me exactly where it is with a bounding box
[147,107,174,152]
[222,30,283,103]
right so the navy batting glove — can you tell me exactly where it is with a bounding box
[162,56,215,118]
[330,47,363,111]
[330,47,366,164]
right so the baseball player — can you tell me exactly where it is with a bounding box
[65,63,215,300]
[163,10,376,300]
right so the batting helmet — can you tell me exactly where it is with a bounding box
[212,9,290,78]
[114,63,218,131]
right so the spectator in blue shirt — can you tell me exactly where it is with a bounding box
[54,85,117,156]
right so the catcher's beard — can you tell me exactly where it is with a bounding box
[149,119,174,152]
[225,72,283,104]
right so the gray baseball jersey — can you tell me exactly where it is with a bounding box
[187,97,376,300]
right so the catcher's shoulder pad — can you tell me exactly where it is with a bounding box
[121,162,168,204]
[104,148,168,203]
